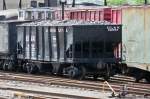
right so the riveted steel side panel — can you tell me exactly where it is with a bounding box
[144,7,150,63]
[144,7,150,71]
[73,25,121,63]
[58,26,65,61]
[25,26,30,59]
[17,27,24,49]
[44,27,50,61]
[38,26,44,60]
[0,23,8,53]
[50,27,58,61]
[122,6,150,71]
[30,26,36,60]
[17,26,24,58]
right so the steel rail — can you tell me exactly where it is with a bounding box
[0,87,99,99]
[0,71,149,96]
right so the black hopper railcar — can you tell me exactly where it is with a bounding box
[17,20,122,80]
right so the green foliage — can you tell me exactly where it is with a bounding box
[107,0,127,5]
[107,0,150,5]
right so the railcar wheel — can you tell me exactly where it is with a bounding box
[0,61,4,70]
[78,66,86,80]
[68,66,79,79]
[22,63,27,73]
[7,61,15,71]
[146,77,150,83]
[104,75,110,81]
[135,73,143,83]
[3,60,15,71]
[26,63,38,74]
[3,62,8,71]
[93,74,99,80]
[145,74,150,83]
[66,66,86,80]
[122,66,128,75]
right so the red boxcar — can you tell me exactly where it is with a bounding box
[55,9,71,20]
[54,6,122,59]
[55,6,122,24]
[69,7,107,21]
[111,7,122,24]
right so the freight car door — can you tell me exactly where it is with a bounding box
[0,24,8,53]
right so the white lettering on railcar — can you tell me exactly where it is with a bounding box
[58,28,64,32]
[107,26,120,32]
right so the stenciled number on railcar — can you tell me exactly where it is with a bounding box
[107,26,120,32]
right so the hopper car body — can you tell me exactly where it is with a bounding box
[16,20,122,79]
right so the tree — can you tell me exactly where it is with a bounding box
[3,0,6,10]
[19,0,22,9]
[144,0,148,4]
[104,0,107,6]
[107,0,127,5]
[72,0,75,7]
[107,0,150,5]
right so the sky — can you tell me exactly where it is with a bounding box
[67,0,102,4]
[0,0,103,10]
[0,0,44,10]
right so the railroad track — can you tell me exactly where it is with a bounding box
[0,87,99,99]
[0,71,149,97]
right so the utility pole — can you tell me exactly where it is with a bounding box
[72,0,75,7]
[60,0,67,20]
[19,0,22,9]
[104,0,107,6]
[3,0,6,10]
[47,0,50,7]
